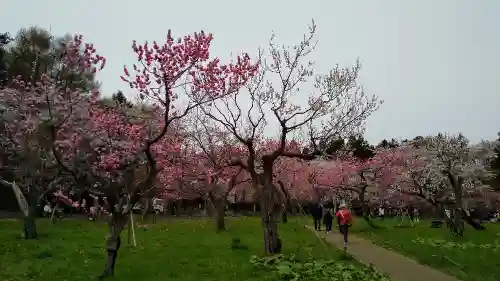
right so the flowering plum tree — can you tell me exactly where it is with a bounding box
[199,20,381,254]
[182,114,250,231]
[0,68,77,238]
[311,147,408,227]
[272,152,316,219]
[395,148,451,217]
[2,30,257,278]
[397,134,498,236]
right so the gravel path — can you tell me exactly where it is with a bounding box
[307,226,461,281]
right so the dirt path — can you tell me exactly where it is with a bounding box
[306,226,460,281]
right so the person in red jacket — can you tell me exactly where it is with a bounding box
[336,203,352,251]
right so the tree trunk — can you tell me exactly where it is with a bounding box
[290,203,297,216]
[94,199,101,220]
[214,201,226,232]
[50,203,58,224]
[141,199,150,221]
[453,187,465,236]
[262,210,281,254]
[359,190,377,229]
[204,201,210,216]
[99,213,128,279]
[282,211,288,223]
[5,180,38,238]
[23,205,38,239]
[202,202,208,217]
[444,171,465,236]
[431,201,444,219]
[22,191,40,239]
[260,180,281,254]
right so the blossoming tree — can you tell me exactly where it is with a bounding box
[397,134,497,236]
[310,147,408,227]
[0,72,75,238]
[199,20,381,254]
[183,113,250,231]
[3,30,257,278]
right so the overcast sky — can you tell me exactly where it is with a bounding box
[4,0,499,144]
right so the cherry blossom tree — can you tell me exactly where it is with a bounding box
[0,68,76,238]
[310,147,407,227]
[181,114,250,231]
[273,154,316,219]
[397,134,498,236]
[396,148,451,218]
[199,20,381,254]
[2,30,257,278]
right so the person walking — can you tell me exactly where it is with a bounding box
[336,203,352,251]
[378,206,385,219]
[311,202,323,230]
[413,208,420,223]
[323,207,334,233]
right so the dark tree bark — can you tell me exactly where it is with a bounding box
[262,211,280,254]
[214,201,226,232]
[358,186,378,229]
[23,205,38,239]
[141,198,151,221]
[1,178,61,239]
[50,203,59,224]
[23,191,41,239]
[276,180,289,224]
[444,171,465,236]
[282,211,288,223]
[99,213,128,279]
[260,169,282,255]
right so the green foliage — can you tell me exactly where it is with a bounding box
[0,217,373,281]
[36,251,52,259]
[346,135,375,160]
[376,138,400,149]
[412,237,500,250]
[322,137,345,155]
[0,32,12,85]
[320,135,375,159]
[250,254,391,281]
[112,90,133,108]
[353,218,500,281]
[1,26,97,89]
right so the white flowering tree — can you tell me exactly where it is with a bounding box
[399,134,497,236]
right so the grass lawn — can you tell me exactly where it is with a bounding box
[352,217,500,281]
[0,216,387,281]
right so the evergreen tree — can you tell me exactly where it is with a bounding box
[111,90,133,108]
[1,26,97,89]
[347,135,375,160]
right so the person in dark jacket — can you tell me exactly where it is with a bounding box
[311,202,323,230]
[323,207,334,233]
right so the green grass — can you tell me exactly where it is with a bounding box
[0,217,370,281]
[352,218,500,281]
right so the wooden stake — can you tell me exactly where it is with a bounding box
[130,213,137,247]
[127,215,131,244]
